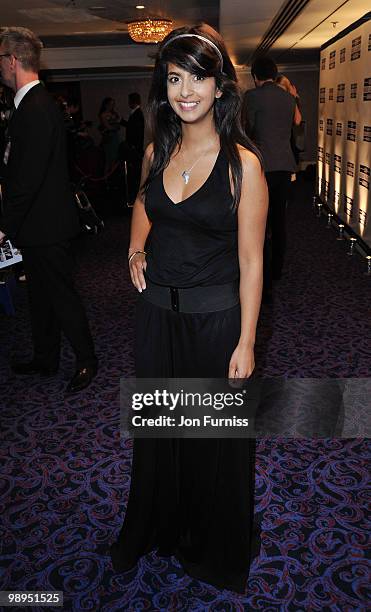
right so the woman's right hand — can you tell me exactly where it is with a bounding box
[129,252,147,292]
[289,83,298,98]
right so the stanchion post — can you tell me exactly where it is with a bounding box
[347,237,357,256]
[123,161,133,208]
[337,223,345,240]
[364,255,371,276]
[326,212,334,228]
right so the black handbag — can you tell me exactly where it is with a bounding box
[74,189,104,235]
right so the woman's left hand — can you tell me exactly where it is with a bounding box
[228,343,255,379]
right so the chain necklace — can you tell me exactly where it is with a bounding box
[181,154,204,185]
[180,145,219,185]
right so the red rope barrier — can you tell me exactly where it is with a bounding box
[73,161,121,183]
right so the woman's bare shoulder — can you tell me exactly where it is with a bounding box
[237,144,262,172]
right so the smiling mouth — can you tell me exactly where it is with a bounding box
[177,101,200,110]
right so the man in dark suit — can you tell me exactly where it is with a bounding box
[120,92,144,204]
[243,57,301,294]
[0,26,97,392]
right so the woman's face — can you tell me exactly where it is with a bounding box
[166,62,221,124]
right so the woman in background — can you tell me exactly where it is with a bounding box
[98,96,121,173]
[111,23,268,593]
[276,74,302,127]
[276,74,303,169]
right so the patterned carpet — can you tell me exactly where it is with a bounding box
[0,178,370,611]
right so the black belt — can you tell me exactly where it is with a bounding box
[141,279,239,313]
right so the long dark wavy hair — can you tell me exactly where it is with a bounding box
[98,97,115,116]
[143,23,262,210]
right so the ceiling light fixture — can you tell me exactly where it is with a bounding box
[127,17,172,44]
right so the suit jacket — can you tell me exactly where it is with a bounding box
[243,82,296,173]
[0,83,80,247]
[121,107,144,154]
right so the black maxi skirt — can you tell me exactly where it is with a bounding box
[111,297,259,593]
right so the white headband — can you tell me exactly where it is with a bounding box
[160,34,224,72]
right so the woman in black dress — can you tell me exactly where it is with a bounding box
[111,23,268,593]
[98,97,121,173]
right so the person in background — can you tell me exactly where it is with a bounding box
[276,75,302,127]
[120,92,145,204]
[243,56,301,296]
[64,97,94,180]
[0,84,13,162]
[276,74,304,172]
[98,96,121,175]
[0,84,26,282]
[0,26,97,392]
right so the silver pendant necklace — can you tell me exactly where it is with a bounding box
[181,153,204,185]
[180,145,219,184]
[181,170,191,185]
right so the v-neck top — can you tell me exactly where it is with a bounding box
[144,148,239,288]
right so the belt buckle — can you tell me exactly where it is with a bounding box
[170,287,179,311]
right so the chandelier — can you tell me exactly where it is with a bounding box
[127,18,173,44]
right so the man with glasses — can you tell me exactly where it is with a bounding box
[0,27,97,392]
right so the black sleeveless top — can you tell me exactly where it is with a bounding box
[144,149,239,288]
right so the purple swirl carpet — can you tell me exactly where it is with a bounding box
[0,178,369,610]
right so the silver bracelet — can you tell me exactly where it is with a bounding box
[128,250,147,264]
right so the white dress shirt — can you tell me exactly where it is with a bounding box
[14,80,40,109]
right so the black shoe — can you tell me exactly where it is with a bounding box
[65,365,97,393]
[11,361,58,376]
